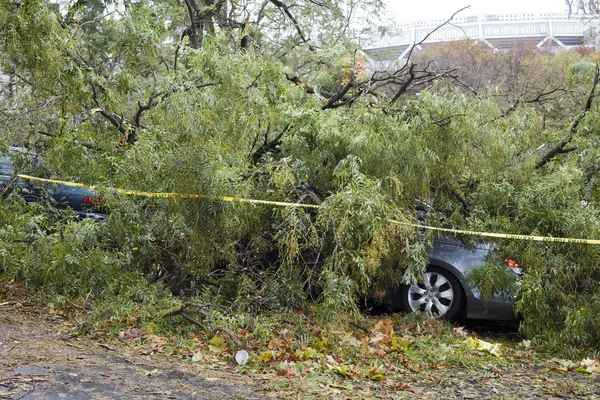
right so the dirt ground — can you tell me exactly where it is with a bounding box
[0,303,263,399]
[2,302,600,399]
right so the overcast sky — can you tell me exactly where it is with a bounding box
[384,0,568,23]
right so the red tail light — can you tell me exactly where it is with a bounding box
[504,258,519,268]
[83,196,103,205]
[504,258,522,274]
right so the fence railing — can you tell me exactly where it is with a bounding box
[364,13,598,51]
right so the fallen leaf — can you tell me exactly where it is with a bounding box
[290,305,305,315]
[519,340,532,349]
[581,358,600,373]
[282,367,297,379]
[453,326,468,337]
[258,351,273,363]
[326,354,339,366]
[548,358,576,372]
[329,364,355,377]
[396,323,416,331]
[144,335,167,354]
[208,335,227,353]
[192,351,203,362]
[367,366,386,381]
[465,337,502,357]
[383,379,413,391]
[382,319,393,336]
[296,347,320,361]
[355,383,371,391]
[118,327,147,340]
[369,332,385,345]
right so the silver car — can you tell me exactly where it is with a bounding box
[384,237,520,320]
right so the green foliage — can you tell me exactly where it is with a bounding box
[466,263,519,303]
[0,201,137,298]
[3,0,600,351]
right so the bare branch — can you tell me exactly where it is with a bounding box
[432,113,465,128]
[389,63,416,105]
[403,6,470,64]
[173,30,186,71]
[268,0,308,43]
[91,82,128,135]
[322,79,355,109]
[503,87,574,117]
[251,124,291,164]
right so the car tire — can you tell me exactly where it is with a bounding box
[399,266,464,320]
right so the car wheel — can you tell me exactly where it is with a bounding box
[400,266,464,320]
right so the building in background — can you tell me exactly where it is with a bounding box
[364,13,600,69]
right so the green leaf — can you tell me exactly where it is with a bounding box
[208,336,226,353]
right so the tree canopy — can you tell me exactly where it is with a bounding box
[2,1,600,348]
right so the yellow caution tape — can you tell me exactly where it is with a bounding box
[16,174,600,244]
[16,174,320,209]
[389,219,600,245]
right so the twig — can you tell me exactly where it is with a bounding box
[349,321,370,334]
[268,0,308,43]
[432,113,465,128]
[98,343,116,351]
[9,239,34,244]
[212,327,243,348]
[164,303,243,347]
[179,312,208,332]
[403,6,470,64]
[91,82,127,135]
[64,342,84,349]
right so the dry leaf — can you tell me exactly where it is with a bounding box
[369,332,385,344]
[453,326,468,337]
[581,358,600,373]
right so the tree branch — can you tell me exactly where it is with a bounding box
[251,124,290,164]
[432,113,465,128]
[268,0,308,43]
[322,79,355,109]
[32,129,102,151]
[91,82,128,135]
[389,63,416,105]
[536,63,600,168]
[403,6,470,64]
[448,184,470,216]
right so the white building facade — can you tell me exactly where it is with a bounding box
[364,13,599,64]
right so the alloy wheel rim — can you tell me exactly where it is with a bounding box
[407,271,454,318]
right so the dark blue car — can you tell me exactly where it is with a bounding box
[0,146,106,220]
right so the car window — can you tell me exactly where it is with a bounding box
[0,155,13,175]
